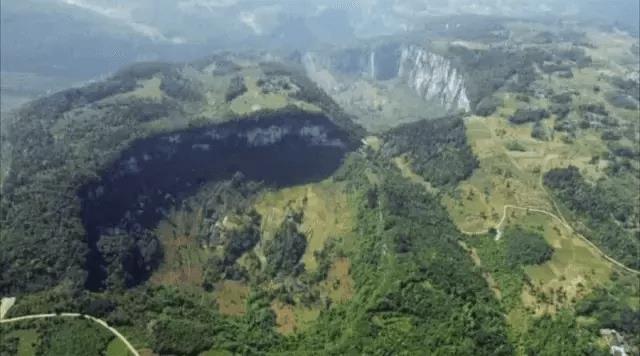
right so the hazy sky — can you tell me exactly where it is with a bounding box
[5,0,636,46]
[1,0,638,79]
[48,0,639,40]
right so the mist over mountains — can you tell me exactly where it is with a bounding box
[2,0,638,78]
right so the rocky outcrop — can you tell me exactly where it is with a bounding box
[303,43,470,112]
[398,45,470,111]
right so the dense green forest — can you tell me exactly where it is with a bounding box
[576,274,640,347]
[504,227,554,267]
[1,154,515,355]
[4,152,626,355]
[1,22,638,354]
[382,115,478,186]
[281,156,513,354]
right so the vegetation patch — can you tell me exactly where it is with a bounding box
[605,91,639,110]
[576,274,640,348]
[225,75,247,102]
[214,280,250,316]
[264,217,307,277]
[106,337,132,356]
[505,140,527,152]
[466,234,526,310]
[447,45,544,106]
[319,257,354,303]
[281,155,514,354]
[507,210,612,315]
[509,108,550,125]
[270,301,320,335]
[475,95,503,116]
[383,115,478,187]
[1,318,115,356]
[253,181,355,272]
[149,317,214,355]
[0,328,38,356]
[504,227,554,267]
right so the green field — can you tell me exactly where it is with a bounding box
[1,318,118,356]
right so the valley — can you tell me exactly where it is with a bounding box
[1,12,639,356]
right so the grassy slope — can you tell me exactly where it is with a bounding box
[440,27,639,341]
[147,178,357,332]
[1,318,116,356]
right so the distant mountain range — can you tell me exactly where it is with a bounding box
[2,0,638,79]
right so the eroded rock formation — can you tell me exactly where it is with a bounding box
[303,43,470,112]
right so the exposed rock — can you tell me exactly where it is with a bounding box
[398,45,470,111]
[600,329,630,356]
[304,43,471,113]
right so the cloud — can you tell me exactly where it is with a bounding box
[177,0,239,12]
[60,0,187,43]
[239,11,263,35]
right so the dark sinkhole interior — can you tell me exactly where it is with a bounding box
[79,113,354,290]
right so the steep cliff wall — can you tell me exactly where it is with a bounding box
[304,43,470,112]
[398,45,470,111]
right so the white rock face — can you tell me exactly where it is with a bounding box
[299,126,344,147]
[398,45,470,111]
[241,125,343,147]
[243,126,290,146]
[303,44,471,113]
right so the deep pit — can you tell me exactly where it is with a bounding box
[79,112,355,290]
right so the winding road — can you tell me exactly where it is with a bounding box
[460,119,639,275]
[0,312,139,356]
[460,204,640,275]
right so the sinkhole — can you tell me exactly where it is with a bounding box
[79,112,356,290]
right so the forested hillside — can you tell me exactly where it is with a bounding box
[383,115,478,187]
[1,12,639,356]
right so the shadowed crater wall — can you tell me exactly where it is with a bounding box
[79,112,355,290]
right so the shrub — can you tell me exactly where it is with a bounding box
[554,47,592,67]
[150,318,214,355]
[264,217,307,276]
[505,141,527,152]
[601,130,621,141]
[475,95,503,116]
[550,92,573,104]
[509,108,550,124]
[578,103,608,116]
[531,121,552,141]
[225,75,247,102]
[605,92,639,110]
[550,103,571,119]
[609,76,640,101]
[160,70,203,101]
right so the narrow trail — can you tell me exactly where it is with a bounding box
[458,241,502,300]
[462,119,639,275]
[460,204,640,276]
[0,313,139,356]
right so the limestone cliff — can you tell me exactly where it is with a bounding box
[303,43,470,112]
[398,45,470,111]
